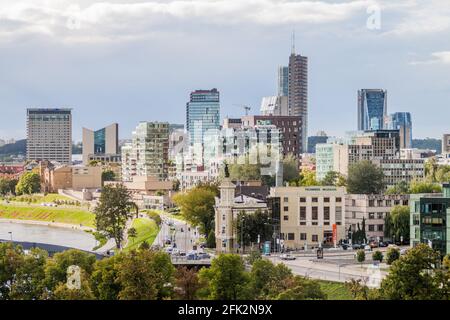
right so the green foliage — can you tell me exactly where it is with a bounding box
[127,227,137,241]
[146,210,162,226]
[246,250,262,265]
[101,170,116,182]
[385,181,409,195]
[380,244,450,300]
[409,180,442,194]
[321,171,347,187]
[15,172,40,195]
[356,250,366,263]
[372,251,383,262]
[386,247,400,265]
[289,168,320,187]
[350,218,367,244]
[443,254,450,270]
[385,206,410,243]
[275,277,327,300]
[198,254,252,300]
[236,210,272,250]
[0,177,18,196]
[282,154,299,183]
[95,184,134,249]
[347,160,385,194]
[90,256,122,300]
[206,230,216,249]
[173,186,216,236]
[174,267,204,300]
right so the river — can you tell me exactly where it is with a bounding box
[0,220,97,252]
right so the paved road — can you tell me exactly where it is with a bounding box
[155,215,200,253]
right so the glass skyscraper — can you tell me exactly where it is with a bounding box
[385,112,413,149]
[186,88,220,146]
[278,66,289,97]
[357,89,387,131]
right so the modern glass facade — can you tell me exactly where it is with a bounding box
[385,112,412,149]
[278,66,289,97]
[94,128,106,154]
[410,185,450,256]
[358,89,387,131]
[186,89,220,146]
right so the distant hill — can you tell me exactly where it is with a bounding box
[412,138,442,153]
[0,139,26,156]
[0,139,82,157]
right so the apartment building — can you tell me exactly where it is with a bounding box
[345,194,410,242]
[269,186,346,249]
[374,158,425,188]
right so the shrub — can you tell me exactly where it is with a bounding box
[386,248,400,265]
[372,250,383,262]
[356,250,366,263]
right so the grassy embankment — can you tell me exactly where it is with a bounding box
[318,280,352,300]
[125,218,160,251]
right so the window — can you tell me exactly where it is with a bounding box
[377,213,384,219]
[369,200,375,207]
[221,227,226,234]
[312,222,318,226]
[336,197,342,203]
[324,197,330,203]
[377,225,384,232]
[222,215,225,221]
[377,200,384,207]
[368,225,375,232]
[312,197,318,203]
[368,213,375,219]
[312,207,318,220]
[312,235,319,242]
[413,214,420,226]
[288,233,295,240]
[336,207,342,221]
[352,211,356,219]
[300,197,306,203]
[283,197,289,203]
[300,207,306,220]
[386,200,392,206]
[284,215,289,221]
[352,199,356,206]
[300,233,307,241]
[284,206,289,212]
[324,207,330,220]
[324,221,330,226]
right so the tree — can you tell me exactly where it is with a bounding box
[380,244,450,300]
[372,251,383,262]
[385,181,409,195]
[198,254,252,300]
[246,250,262,266]
[42,249,96,296]
[51,270,95,300]
[95,184,134,249]
[321,171,346,187]
[386,247,400,265]
[206,230,216,249]
[15,172,40,195]
[228,162,261,181]
[300,168,319,186]
[409,180,442,194]
[282,154,299,183]
[236,210,272,251]
[424,157,438,182]
[0,243,25,300]
[347,161,385,194]
[101,170,116,182]
[90,256,122,300]
[116,250,175,300]
[275,276,326,300]
[174,267,203,300]
[0,177,17,196]
[127,227,137,244]
[386,206,410,243]
[173,186,216,236]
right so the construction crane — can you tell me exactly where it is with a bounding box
[233,104,251,116]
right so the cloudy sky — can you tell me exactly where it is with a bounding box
[0,0,449,141]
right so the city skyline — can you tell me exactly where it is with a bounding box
[1,0,450,141]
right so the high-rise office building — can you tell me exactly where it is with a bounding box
[385,112,412,149]
[288,52,308,153]
[26,108,72,164]
[278,66,289,97]
[442,134,450,155]
[260,96,289,116]
[122,122,169,182]
[82,123,120,165]
[186,89,220,146]
[357,89,387,131]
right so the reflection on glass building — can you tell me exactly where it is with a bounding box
[357,89,387,131]
[385,112,413,149]
[82,123,120,165]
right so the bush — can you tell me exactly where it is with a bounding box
[356,250,365,263]
[386,248,400,265]
[146,211,162,226]
[372,250,383,262]
[206,230,216,249]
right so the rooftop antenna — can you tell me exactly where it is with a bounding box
[291,29,296,55]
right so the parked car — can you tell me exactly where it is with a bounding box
[400,248,409,255]
[378,242,388,248]
[341,244,350,250]
[369,241,379,249]
[172,248,180,256]
[280,254,296,261]
[197,253,211,260]
[364,245,372,252]
[165,247,173,254]
[352,243,363,250]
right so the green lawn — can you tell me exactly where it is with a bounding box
[11,194,75,203]
[318,280,352,300]
[0,204,95,228]
[125,218,160,251]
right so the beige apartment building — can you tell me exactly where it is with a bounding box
[269,186,346,249]
[345,194,409,242]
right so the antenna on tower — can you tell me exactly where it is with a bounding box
[291,29,296,55]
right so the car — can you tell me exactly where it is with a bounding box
[400,248,409,255]
[352,243,363,250]
[172,248,180,255]
[341,244,350,250]
[388,244,399,249]
[369,242,379,249]
[164,239,172,245]
[165,247,173,254]
[197,253,211,260]
[378,242,388,248]
[179,251,186,257]
[280,254,296,261]
[364,245,372,252]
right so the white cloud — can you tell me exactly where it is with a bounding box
[409,51,450,65]
[0,0,373,42]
